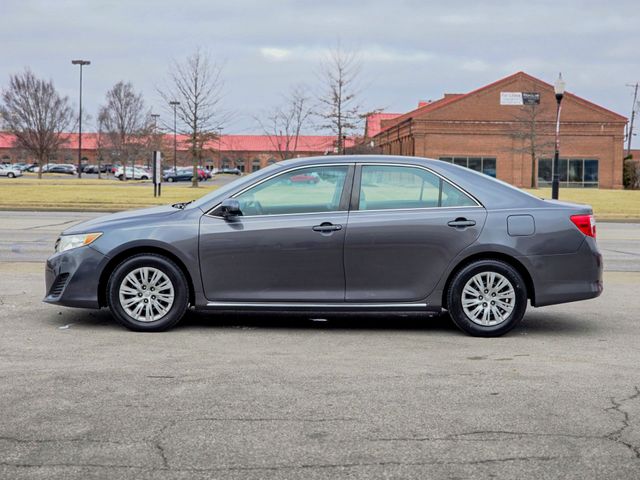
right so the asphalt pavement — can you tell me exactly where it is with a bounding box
[0,213,639,479]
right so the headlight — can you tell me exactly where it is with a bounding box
[55,233,102,253]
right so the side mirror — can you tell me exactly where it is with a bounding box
[220,198,242,218]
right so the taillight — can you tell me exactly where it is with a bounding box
[570,214,596,238]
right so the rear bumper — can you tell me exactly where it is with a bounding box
[44,246,107,309]
[524,237,603,307]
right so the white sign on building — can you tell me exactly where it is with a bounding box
[500,91,541,105]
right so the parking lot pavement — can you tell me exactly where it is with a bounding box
[0,215,639,479]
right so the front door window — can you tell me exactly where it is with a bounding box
[234,166,349,216]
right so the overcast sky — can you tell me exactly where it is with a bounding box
[2,0,639,145]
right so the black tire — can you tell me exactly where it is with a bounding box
[167,177,174,182]
[141,175,148,180]
[8,172,15,178]
[106,253,189,332]
[446,259,527,337]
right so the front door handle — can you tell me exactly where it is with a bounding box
[447,218,476,228]
[312,222,342,233]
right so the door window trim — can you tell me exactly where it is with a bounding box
[205,163,355,218]
[350,163,483,213]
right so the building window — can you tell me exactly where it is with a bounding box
[538,158,599,188]
[439,157,497,178]
[252,159,261,172]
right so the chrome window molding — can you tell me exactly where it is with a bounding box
[204,160,484,219]
[357,162,484,209]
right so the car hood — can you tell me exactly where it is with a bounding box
[62,205,182,235]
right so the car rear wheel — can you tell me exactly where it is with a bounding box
[167,177,174,182]
[446,259,527,337]
[107,254,189,331]
[7,172,14,178]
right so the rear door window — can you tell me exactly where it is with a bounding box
[358,165,477,210]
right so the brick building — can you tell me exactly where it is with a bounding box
[0,133,353,173]
[371,72,627,188]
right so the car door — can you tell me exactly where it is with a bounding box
[199,164,354,302]
[344,164,487,302]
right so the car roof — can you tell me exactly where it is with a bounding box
[192,155,543,211]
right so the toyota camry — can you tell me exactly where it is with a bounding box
[44,155,602,336]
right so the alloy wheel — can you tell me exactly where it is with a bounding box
[118,267,175,322]
[461,272,515,326]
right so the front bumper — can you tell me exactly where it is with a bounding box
[525,237,603,307]
[44,246,107,309]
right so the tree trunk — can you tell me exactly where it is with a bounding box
[192,153,198,188]
[530,152,537,189]
[37,157,43,180]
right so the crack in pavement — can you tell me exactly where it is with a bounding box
[605,386,640,458]
[368,431,607,442]
[369,387,640,461]
[0,436,134,446]
[0,455,574,473]
[194,416,358,422]
[146,419,180,470]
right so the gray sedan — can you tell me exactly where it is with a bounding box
[44,156,602,336]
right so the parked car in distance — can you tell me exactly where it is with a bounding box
[115,166,150,180]
[44,155,603,336]
[36,164,77,175]
[82,164,99,174]
[0,165,23,178]
[289,172,319,184]
[219,167,242,175]
[11,163,34,172]
[163,167,193,182]
[197,168,211,181]
[83,164,114,174]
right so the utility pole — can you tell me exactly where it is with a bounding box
[71,59,90,178]
[626,83,639,158]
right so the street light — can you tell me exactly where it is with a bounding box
[551,72,565,200]
[169,101,180,175]
[71,60,90,178]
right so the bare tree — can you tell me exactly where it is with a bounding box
[159,49,227,187]
[0,69,75,179]
[98,81,150,180]
[255,85,313,160]
[507,102,555,188]
[316,45,366,155]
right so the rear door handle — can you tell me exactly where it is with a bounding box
[447,218,476,228]
[312,222,342,232]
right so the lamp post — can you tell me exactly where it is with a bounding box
[71,60,90,178]
[169,101,180,174]
[551,73,565,200]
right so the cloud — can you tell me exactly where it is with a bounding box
[260,48,292,61]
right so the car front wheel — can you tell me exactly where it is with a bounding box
[106,254,189,331]
[7,172,14,178]
[446,259,527,337]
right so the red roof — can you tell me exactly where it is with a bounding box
[0,132,353,153]
[377,71,627,134]
[364,113,402,137]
